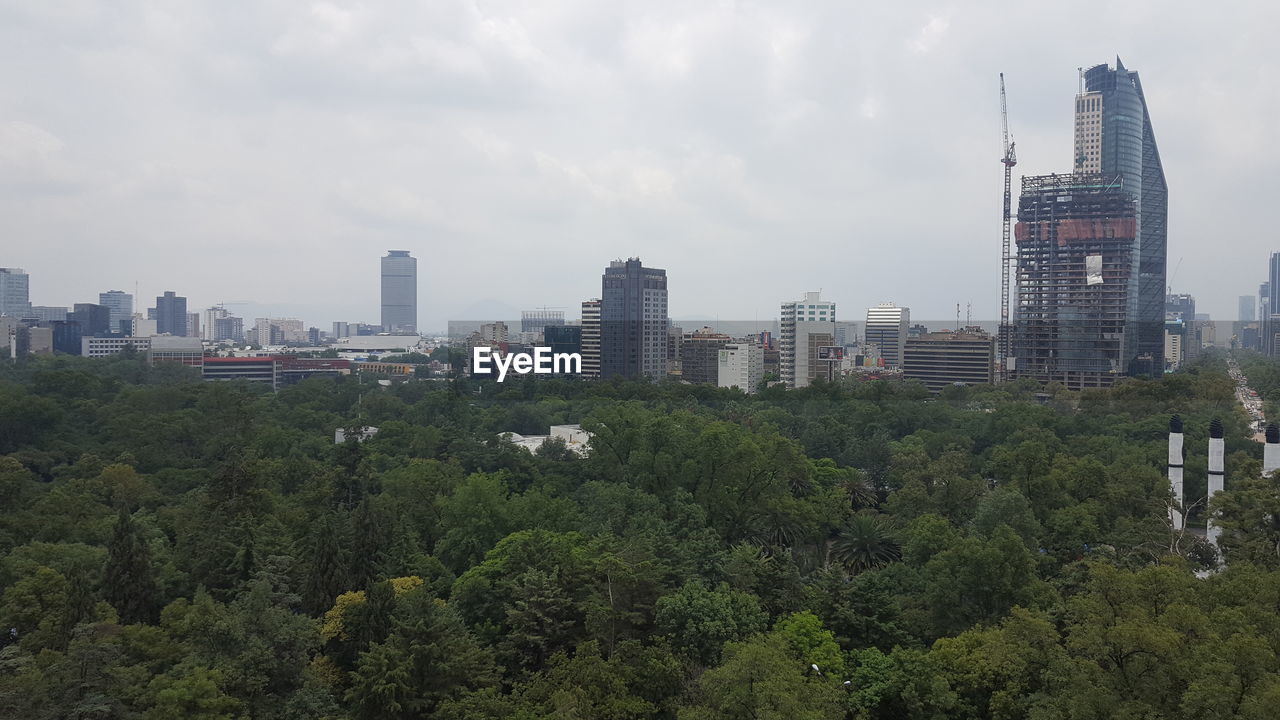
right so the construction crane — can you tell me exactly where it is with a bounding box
[998,73,1017,381]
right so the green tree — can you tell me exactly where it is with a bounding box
[346,588,498,719]
[102,508,160,624]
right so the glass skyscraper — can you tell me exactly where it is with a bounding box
[601,258,668,379]
[1074,59,1167,376]
[380,250,417,334]
[0,268,30,318]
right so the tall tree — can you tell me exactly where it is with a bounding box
[102,508,160,624]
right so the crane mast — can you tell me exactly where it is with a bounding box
[998,73,1017,381]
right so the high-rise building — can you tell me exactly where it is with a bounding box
[903,331,996,393]
[99,291,133,333]
[1269,253,1280,317]
[187,313,201,339]
[601,258,668,379]
[72,303,112,336]
[381,250,417,334]
[718,343,764,393]
[780,292,836,388]
[522,310,565,334]
[679,327,733,385]
[1166,294,1198,366]
[1073,59,1167,375]
[154,291,188,336]
[1012,173,1137,389]
[544,325,582,365]
[28,306,68,323]
[203,306,228,341]
[0,268,31,317]
[865,303,909,368]
[580,299,601,378]
[1240,295,1257,323]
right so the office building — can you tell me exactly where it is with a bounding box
[902,331,995,392]
[580,299,601,378]
[1166,294,1199,366]
[1073,60,1167,375]
[212,313,241,340]
[187,313,201,339]
[72,303,111,336]
[522,310,565,334]
[50,320,82,355]
[1012,173,1137,389]
[28,306,68,323]
[544,324,582,360]
[601,258,668,379]
[865,303,909,368]
[130,314,157,337]
[718,343,764,393]
[82,336,151,358]
[99,291,133,333]
[203,306,228,341]
[780,292,837,388]
[680,327,733,385]
[154,291,188,336]
[1240,295,1257,323]
[0,268,30,317]
[381,250,417,334]
[147,336,204,367]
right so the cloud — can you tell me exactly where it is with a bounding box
[0,1,1276,325]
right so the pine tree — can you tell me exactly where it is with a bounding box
[102,509,160,624]
[303,513,348,615]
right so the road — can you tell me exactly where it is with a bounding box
[1226,355,1267,442]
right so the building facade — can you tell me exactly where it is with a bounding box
[718,343,764,393]
[72,303,112,336]
[601,258,668,379]
[1073,59,1167,375]
[903,331,995,393]
[580,299,601,378]
[0,268,30,318]
[99,291,133,333]
[1012,173,1137,389]
[680,327,732,385]
[865,303,909,368]
[381,250,417,334]
[154,291,188,336]
[780,292,837,388]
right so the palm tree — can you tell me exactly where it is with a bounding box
[830,514,900,575]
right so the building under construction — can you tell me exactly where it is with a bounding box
[1011,172,1139,390]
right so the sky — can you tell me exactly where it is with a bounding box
[2,1,1277,332]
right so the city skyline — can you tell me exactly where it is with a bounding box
[2,3,1276,329]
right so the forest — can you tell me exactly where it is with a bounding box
[2,351,1280,719]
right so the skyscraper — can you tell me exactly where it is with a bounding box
[99,290,133,333]
[154,291,188,337]
[1012,173,1137,388]
[72,303,111,336]
[1073,59,1167,375]
[381,250,417,334]
[865,303,909,368]
[601,258,668,379]
[1240,295,1257,323]
[780,292,836,388]
[0,268,30,317]
[580,299,601,378]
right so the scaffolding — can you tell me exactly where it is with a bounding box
[1012,173,1139,390]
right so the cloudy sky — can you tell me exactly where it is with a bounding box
[2,1,1276,331]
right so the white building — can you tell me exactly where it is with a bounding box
[780,292,837,388]
[83,336,153,358]
[131,314,158,337]
[501,424,592,455]
[865,303,909,368]
[718,343,764,393]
